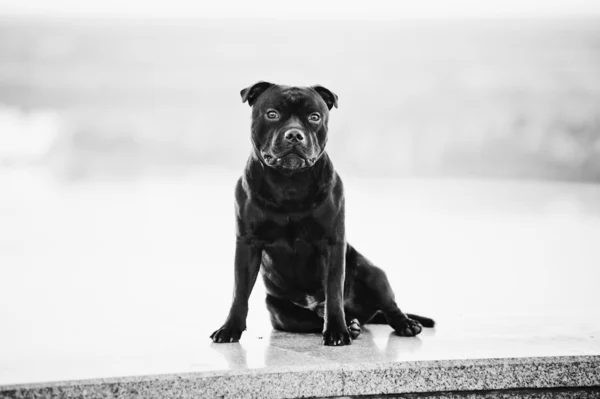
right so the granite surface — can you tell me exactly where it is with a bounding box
[343,387,600,399]
[1,355,599,399]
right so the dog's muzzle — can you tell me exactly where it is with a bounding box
[261,128,319,170]
[283,129,306,144]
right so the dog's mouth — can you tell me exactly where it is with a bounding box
[262,151,317,170]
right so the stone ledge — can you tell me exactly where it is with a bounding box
[2,356,599,399]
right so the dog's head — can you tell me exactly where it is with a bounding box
[241,82,338,172]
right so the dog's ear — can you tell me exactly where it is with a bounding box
[240,81,275,106]
[311,85,338,110]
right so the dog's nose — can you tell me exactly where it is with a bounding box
[284,129,306,143]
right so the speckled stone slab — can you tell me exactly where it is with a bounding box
[340,356,600,396]
[1,356,599,399]
[343,387,600,398]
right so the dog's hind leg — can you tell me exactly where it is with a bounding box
[406,313,435,328]
[367,310,435,328]
[346,245,432,336]
[367,265,424,336]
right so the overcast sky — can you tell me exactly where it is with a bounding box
[1,0,600,19]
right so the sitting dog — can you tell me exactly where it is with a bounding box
[210,82,434,346]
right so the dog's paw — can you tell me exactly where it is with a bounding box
[347,318,361,339]
[210,326,244,343]
[391,317,422,337]
[323,329,352,346]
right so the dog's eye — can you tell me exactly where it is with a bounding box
[266,110,280,120]
[309,113,321,122]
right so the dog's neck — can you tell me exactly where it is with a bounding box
[245,152,334,212]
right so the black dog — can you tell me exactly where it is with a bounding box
[210,82,434,346]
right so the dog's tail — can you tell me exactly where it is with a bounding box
[368,311,436,328]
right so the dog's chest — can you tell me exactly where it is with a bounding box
[255,217,326,252]
[258,217,327,296]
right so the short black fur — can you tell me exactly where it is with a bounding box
[211,82,434,346]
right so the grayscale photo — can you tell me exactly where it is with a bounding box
[1,1,599,398]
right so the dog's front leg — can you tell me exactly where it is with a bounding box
[322,242,352,346]
[210,239,261,343]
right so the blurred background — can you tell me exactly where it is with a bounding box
[1,12,600,180]
[2,0,600,384]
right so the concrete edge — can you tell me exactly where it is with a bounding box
[1,355,599,399]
